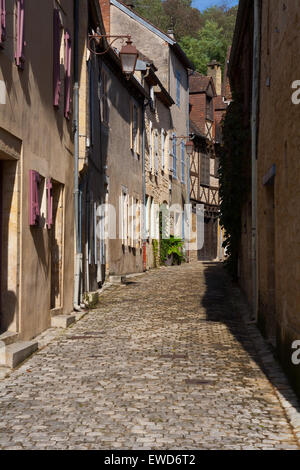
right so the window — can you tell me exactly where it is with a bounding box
[131,101,140,155]
[29,170,40,226]
[99,69,109,125]
[145,195,150,239]
[150,86,155,110]
[176,70,181,107]
[46,178,53,229]
[150,197,158,240]
[154,129,159,175]
[53,9,62,107]
[0,0,6,46]
[64,30,72,119]
[206,96,213,121]
[161,129,166,170]
[200,154,210,186]
[149,120,153,172]
[15,0,25,69]
[135,198,141,248]
[120,188,128,246]
[181,141,185,184]
[172,133,177,178]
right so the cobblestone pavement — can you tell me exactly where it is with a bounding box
[0,262,300,450]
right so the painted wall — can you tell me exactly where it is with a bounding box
[0,0,74,340]
[100,60,144,276]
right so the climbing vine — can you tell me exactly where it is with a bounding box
[218,93,251,280]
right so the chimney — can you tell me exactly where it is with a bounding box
[167,29,175,40]
[207,60,222,96]
[99,0,111,35]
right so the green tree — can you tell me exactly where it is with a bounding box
[180,20,227,74]
[162,0,203,39]
[202,4,238,44]
[134,1,238,74]
[135,0,169,32]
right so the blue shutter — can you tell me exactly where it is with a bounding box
[181,141,185,183]
[173,133,177,178]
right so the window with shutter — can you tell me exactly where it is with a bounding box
[0,0,6,46]
[135,198,141,248]
[149,120,153,172]
[161,129,165,170]
[46,178,53,229]
[145,195,150,239]
[130,101,138,154]
[181,141,185,184]
[120,188,128,246]
[64,30,72,119]
[29,170,40,226]
[154,130,159,174]
[99,70,109,125]
[53,9,62,107]
[173,133,177,178]
[15,0,25,69]
[200,154,210,186]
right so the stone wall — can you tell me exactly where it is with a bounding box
[257,0,300,394]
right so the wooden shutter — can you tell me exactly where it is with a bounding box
[0,0,6,45]
[15,0,25,69]
[53,9,62,107]
[29,170,40,226]
[64,30,72,119]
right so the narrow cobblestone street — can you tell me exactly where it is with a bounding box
[0,262,299,450]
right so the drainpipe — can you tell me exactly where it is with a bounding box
[73,0,82,311]
[142,100,146,271]
[186,71,191,262]
[251,0,261,321]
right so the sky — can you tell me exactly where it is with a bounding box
[191,0,239,11]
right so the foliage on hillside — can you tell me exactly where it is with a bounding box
[134,0,238,73]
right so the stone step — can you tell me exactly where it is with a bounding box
[0,332,19,346]
[0,341,38,368]
[51,314,76,329]
[109,275,127,284]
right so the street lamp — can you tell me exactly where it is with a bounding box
[185,139,194,156]
[119,38,138,79]
[88,34,138,79]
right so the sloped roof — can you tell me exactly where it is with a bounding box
[111,0,194,70]
[189,72,216,96]
[190,120,206,140]
[214,95,228,111]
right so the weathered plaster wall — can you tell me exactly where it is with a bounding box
[0,0,74,340]
[102,62,144,276]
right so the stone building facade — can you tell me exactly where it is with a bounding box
[229,0,300,397]
[0,0,74,344]
[100,0,193,258]
[189,72,224,262]
[143,64,174,269]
